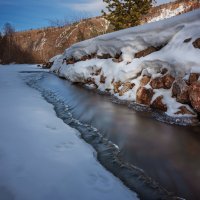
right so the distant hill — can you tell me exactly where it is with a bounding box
[0,0,199,64]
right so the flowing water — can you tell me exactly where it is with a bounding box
[24,71,200,200]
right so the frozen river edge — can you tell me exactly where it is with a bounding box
[24,69,182,200]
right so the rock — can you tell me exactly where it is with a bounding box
[86,77,95,85]
[135,46,157,58]
[150,77,164,89]
[189,81,200,112]
[175,106,194,115]
[172,79,189,103]
[112,57,123,63]
[66,57,76,65]
[161,68,168,75]
[119,82,135,96]
[136,87,154,105]
[163,74,175,89]
[189,73,200,84]
[151,96,167,112]
[97,54,112,59]
[113,81,122,93]
[42,62,53,69]
[100,74,106,83]
[91,68,102,76]
[150,74,175,89]
[192,38,200,49]
[140,75,151,86]
[183,38,192,43]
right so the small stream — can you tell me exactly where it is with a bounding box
[23,71,200,200]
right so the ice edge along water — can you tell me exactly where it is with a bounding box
[0,64,138,200]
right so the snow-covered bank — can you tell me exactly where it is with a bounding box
[50,9,200,125]
[0,65,138,200]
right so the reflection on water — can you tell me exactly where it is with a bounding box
[39,73,200,199]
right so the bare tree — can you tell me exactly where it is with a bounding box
[3,22,15,36]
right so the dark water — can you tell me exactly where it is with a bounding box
[30,72,200,199]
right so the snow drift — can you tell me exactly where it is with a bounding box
[50,9,200,125]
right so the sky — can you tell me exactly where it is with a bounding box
[0,0,172,31]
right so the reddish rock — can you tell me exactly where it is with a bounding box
[151,96,167,112]
[163,74,175,89]
[140,75,151,86]
[150,74,174,89]
[172,79,189,103]
[119,82,135,96]
[112,57,123,63]
[189,73,200,85]
[150,77,164,89]
[192,38,200,49]
[113,81,122,93]
[135,46,157,58]
[175,106,194,115]
[189,81,200,112]
[136,87,154,105]
[100,74,106,83]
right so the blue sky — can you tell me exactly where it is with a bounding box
[0,0,172,31]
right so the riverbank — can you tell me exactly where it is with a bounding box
[0,64,137,200]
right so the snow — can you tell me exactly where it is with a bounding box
[0,64,138,200]
[50,9,200,118]
[148,4,185,23]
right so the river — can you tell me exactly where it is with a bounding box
[24,71,200,200]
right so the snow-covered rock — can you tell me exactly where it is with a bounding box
[50,9,200,125]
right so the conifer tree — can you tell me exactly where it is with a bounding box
[102,0,155,30]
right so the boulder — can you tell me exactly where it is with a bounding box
[113,81,122,93]
[172,79,189,103]
[140,75,151,86]
[189,81,200,112]
[175,106,194,115]
[150,77,164,89]
[151,96,167,112]
[86,77,95,85]
[193,38,200,49]
[150,74,175,89]
[136,87,154,105]
[97,53,112,59]
[135,46,157,58]
[100,74,106,83]
[119,82,135,96]
[189,73,200,85]
[163,74,175,89]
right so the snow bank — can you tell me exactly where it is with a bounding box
[50,9,200,121]
[0,65,138,200]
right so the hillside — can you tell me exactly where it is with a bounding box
[0,0,199,64]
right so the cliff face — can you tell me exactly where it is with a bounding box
[0,0,199,64]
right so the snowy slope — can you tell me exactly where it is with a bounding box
[50,9,200,124]
[0,65,138,200]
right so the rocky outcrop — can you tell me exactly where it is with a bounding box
[193,38,200,49]
[119,82,135,96]
[172,79,189,103]
[150,74,175,89]
[136,87,154,105]
[189,81,200,112]
[151,96,167,112]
